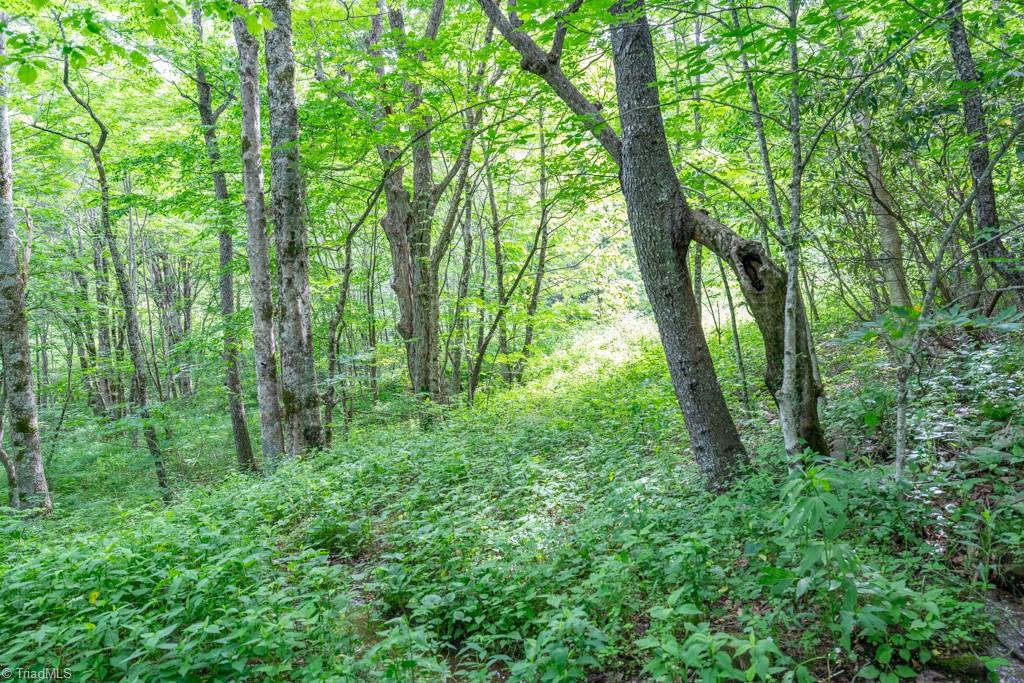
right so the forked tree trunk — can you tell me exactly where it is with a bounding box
[232,0,286,463]
[264,0,324,454]
[366,2,480,404]
[193,3,257,472]
[0,39,50,510]
[477,0,827,465]
[692,212,822,456]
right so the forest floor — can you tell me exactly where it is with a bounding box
[1,317,1023,682]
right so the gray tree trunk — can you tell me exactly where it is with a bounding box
[945,0,1024,295]
[515,105,550,382]
[487,171,511,382]
[0,381,21,508]
[193,3,257,472]
[324,231,356,448]
[367,2,478,404]
[609,4,747,489]
[0,39,50,510]
[729,4,827,454]
[232,0,285,464]
[92,236,114,411]
[264,0,324,453]
[449,196,473,395]
[852,107,911,309]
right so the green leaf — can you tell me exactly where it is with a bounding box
[16,62,38,85]
[859,664,880,680]
[245,14,262,36]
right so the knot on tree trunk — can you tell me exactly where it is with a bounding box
[738,245,766,292]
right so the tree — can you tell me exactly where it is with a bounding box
[0,25,50,509]
[232,0,285,463]
[477,0,748,488]
[945,0,1024,299]
[476,0,828,462]
[190,1,257,472]
[32,18,170,501]
[264,0,324,453]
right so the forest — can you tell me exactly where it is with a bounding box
[0,0,1023,680]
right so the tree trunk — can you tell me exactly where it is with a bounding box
[368,2,477,404]
[150,249,185,396]
[448,192,474,395]
[515,105,550,382]
[730,3,826,454]
[478,0,826,465]
[366,224,380,401]
[692,244,703,328]
[87,143,170,500]
[717,256,751,413]
[609,4,747,490]
[856,114,911,308]
[324,230,355,448]
[232,0,285,464]
[193,2,256,472]
[0,41,50,510]
[264,0,324,454]
[0,380,21,508]
[945,0,1024,294]
[92,236,114,412]
[68,227,105,415]
[487,171,511,382]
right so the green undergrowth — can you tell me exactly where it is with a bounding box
[1,320,1022,681]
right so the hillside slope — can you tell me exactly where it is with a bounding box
[1,320,1022,681]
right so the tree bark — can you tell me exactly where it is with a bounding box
[366,224,380,401]
[855,115,911,309]
[0,380,21,507]
[732,3,826,454]
[232,0,286,464]
[447,187,474,395]
[945,0,1024,295]
[193,2,257,472]
[91,235,114,411]
[717,256,751,413]
[264,0,324,454]
[97,166,169,500]
[608,3,747,489]
[366,1,480,404]
[324,229,356,448]
[0,38,50,510]
[487,170,511,382]
[515,105,550,382]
